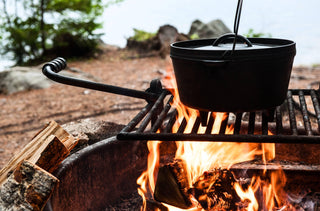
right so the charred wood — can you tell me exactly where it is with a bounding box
[154,160,191,209]
[146,199,169,211]
[154,160,240,210]
[189,169,239,210]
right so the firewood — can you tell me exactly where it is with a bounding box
[146,199,169,211]
[189,169,240,210]
[154,160,192,209]
[0,120,77,185]
[34,135,70,173]
[0,160,59,211]
[154,160,240,210]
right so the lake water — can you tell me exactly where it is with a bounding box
[1,0,320,70]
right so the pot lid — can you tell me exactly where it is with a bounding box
[197,43,272,51]
[197,33,272,51]
[170,35,296,61]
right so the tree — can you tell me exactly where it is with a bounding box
[0,0,122,65]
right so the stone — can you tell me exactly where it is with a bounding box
[188,19,231,39]
[0,65,101,95]
[0,66,52,95]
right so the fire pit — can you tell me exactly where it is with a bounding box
[42,57,320,210]
[43,137,148,211]
[43,136,320,211]
[41,0,320,208]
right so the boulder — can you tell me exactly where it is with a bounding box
[0,66,52,95]
[126,24,190,58]
[188,19,231,39]
[0,66,101,95]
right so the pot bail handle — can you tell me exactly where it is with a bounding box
[213,0,249,59]
[212,33,252,47]
[42,57,161,102]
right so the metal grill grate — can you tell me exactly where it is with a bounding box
[117,89,320,144]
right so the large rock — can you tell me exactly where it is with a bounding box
[0,66,52,95]
[126,24,189,58]
[188,19,231,39]
[0,66,101,95]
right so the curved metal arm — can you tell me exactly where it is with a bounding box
[212,33,252,47]
[42,57,161,102]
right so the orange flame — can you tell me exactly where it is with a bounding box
[137,65,292,211]
[234,169,288,211]
[137,141,161,210]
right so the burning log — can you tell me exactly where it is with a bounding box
[0,160,58,211]
[189,169,239,210]
[154,160,191,209]
[146,199,169,211]
[154,160,240,210]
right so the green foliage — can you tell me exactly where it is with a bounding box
[130,29,156,42]
[190,33,200,40]
[0,0,118,65]
[244,28,272,38]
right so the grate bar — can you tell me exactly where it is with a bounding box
[205,114,215,134]
[234,113,242,135]
[151,95,174,132]
[275,106,283,135]
[287,91,298,135]
[191,117,201,134]
[117,89,320,144]
[164,110,178,133]
[248,112,255,135]
[137,91,169,133]
[311,90,320,133]
[298,90,313,136]
[262,111,269,135]
[219,113,229,134]
[118,132,320,144]
[120,103,154,133]
[177,118,187,133]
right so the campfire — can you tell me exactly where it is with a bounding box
[40,57,320,211]
[135,67,319,211]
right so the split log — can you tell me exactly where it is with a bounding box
[0,160,58,211]
[34,135,70,173]
[0,120,77,185]
[154,160,239,210]
[154,160,191,209]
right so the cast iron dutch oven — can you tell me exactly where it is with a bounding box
[170,33,296,112]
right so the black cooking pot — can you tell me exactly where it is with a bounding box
[170,33,296,112]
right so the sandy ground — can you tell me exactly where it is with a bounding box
[0,48,319,168]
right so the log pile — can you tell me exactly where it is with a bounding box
[0,121,77,210]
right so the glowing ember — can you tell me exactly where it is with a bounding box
[137,66,294,210]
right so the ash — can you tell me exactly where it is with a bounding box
[105,192,142,211]
[288,192,320,211]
